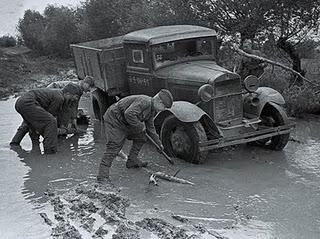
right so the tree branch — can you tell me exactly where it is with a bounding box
[232,45,319,87]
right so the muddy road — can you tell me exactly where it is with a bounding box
[1,95,320,239]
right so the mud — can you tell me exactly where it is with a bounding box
[1,95,320,238]
[42,182,222,239]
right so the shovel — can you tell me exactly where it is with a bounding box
[146,134,174,165]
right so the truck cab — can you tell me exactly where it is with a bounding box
[71,25,295,164]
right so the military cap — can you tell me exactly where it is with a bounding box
[83,76,95,87]
[62,83,83,97]
[158,89,173,108]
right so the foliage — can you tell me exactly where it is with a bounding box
[192,0,272,40]
[192,0,320,79]
[79,0,134,39]
[146,0,200,26]
[0,35,16,47]
[295,39,320,59]
[17,6,79,58]
[42,5,79,57]
[283,85,320,116]
[269,0,320,41]
[17,10,46,53]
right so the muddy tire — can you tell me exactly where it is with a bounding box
[92,89,116,121]
[255,104,290,150]
[160,115,208,164]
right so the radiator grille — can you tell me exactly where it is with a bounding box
[214,95,242,122]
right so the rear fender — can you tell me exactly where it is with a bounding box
[154,101,222,138]
[256,87,285,115]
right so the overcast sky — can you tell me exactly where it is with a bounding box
[0,0,81,36]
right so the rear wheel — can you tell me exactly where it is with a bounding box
[92,89,116,121]
[160,115,208,164]
[255,104,290,150]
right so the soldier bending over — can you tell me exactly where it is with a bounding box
[11,85,81,154]
[97,89,174,183]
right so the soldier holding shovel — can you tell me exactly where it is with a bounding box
[97,89,174,183]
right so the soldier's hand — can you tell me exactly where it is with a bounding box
[57,127,68,136]
[157,143,164,152]
[67,127,77,134]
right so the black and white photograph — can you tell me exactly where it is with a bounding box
[0,0,320,238]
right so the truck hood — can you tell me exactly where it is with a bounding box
[155,60,238,84]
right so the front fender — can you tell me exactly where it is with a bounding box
[163,101,208,122]
[250,87,285,115]
[154,101,221,138]
[155,101,206,133]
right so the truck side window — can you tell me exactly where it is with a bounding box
[132,49,144,63]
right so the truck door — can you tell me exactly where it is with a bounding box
[125,44,155,96]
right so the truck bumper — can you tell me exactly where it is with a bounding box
[199,122,295,152]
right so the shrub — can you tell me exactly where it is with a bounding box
[0,35,17,47]
[17,6,80,58]
[259,66,291,93]
[17,10,46,53]
[80,0,133,39]
[283,85,320,117]
[41,5,79,58]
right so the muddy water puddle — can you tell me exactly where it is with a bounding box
[1,96,320,238]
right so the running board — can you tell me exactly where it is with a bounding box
[199,122,295,152]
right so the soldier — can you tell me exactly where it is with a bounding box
[10,76,94,146]
[56,77,95,131]
[236,39,267,80]
[97,89,174,183]
[11,84,82,154]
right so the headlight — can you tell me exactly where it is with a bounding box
[198,84,214,102]
[243,75,259,92]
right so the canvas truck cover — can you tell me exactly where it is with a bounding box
[70,36,127,94]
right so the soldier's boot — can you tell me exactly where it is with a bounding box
[97,142,120,183]
[126,137,148,168]
[10,122,29,146]
[97,164,110,183]
[29,127,40,148]
[43,118,58,154]
[126,158,148,168]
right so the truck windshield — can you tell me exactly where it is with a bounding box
[152,37,215,68]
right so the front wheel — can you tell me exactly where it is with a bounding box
[255,104,290,150]
[160,115,208,164]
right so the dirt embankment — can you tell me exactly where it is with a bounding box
[41,183,226,239]
[0,47,76,99]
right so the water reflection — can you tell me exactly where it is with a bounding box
[2,96,320,238]
[9,122,99,206]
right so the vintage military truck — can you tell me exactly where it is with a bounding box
[71,25,295,164]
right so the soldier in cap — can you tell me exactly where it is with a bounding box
[58,77,95,132]
[10,78,94,146]
[11,84,82,154]
[236,39,267,80]
[46,75,94,93]
[97,89,174,183]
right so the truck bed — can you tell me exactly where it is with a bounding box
[70,36,127,95]
[72,36,124,50]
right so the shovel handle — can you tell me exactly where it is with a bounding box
[146,134,174,165]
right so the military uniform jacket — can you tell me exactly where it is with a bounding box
[236,49,265,79]
[114,95,161,145]
[49,82,84,126]
[21,88,65,117]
